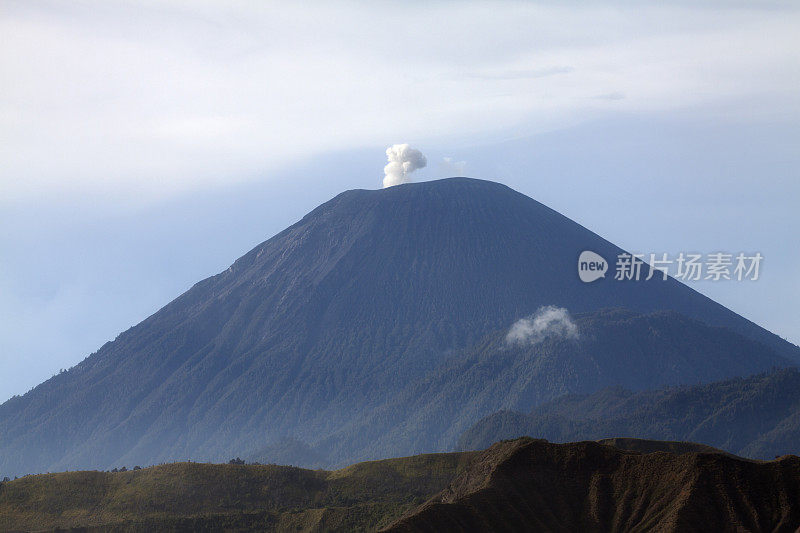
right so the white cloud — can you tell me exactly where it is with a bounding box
[506,306,579,346]
[1,1,799,203]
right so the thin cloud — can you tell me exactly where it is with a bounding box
[438,157,467,177]
[593,92,626,100]
[462,66,574,80]
[1,2,799,203]
[506,306,579,346]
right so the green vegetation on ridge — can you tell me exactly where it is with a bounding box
[4,438,800,532]
[0,451,478,532]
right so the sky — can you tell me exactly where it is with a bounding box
[1,0,799,402]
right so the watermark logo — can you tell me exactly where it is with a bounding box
[578,250,763,283]
[578,251,608,283]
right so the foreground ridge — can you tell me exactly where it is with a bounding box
[385,438,800,532]
[2,438,799,532]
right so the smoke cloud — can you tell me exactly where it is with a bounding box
[383,144,427,188]
[505,306,579,346]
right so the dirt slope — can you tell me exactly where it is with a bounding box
[385,438,800,532]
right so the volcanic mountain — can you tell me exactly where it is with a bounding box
[0,178,796,477]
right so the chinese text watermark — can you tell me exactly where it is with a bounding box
[579,251,762,283]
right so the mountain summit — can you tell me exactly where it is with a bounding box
[0,178,796,476]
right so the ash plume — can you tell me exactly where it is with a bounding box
[383,144,427,188]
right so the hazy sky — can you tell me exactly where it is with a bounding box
[2,1,799,402]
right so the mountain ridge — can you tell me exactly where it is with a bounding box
[384,437,800,532]
[3,437,799,532]
[458,367,800,460]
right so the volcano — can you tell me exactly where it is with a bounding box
[0,178,796,477]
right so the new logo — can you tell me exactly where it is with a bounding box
[578,251,608,283]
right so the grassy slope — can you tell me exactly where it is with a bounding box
[0,451,479,532]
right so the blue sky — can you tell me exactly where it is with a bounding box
[1,1,799,402]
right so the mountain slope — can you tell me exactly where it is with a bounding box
[386,438,800,533]
[320,308,789,464]
[0,178,796,477]
[458,368,800,459]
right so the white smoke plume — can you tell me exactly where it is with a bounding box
[383,144,427,188]
[505,306,579,346]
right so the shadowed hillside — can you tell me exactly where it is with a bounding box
[385,438,800,533]
[458,368,800,460]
